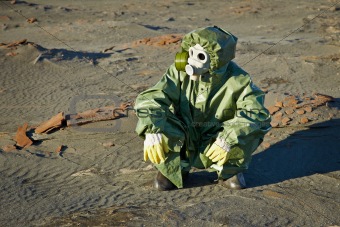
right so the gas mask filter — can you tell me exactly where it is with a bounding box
[175,44,210,81]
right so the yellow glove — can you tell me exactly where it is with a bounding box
[144,133,169,164]
[206,138,230,166]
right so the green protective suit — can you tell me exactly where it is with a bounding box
[135,26,271,188]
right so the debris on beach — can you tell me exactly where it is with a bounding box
[1,39,39,57]
[296,109,305,115]
[35,112,65,134]
[26,17,37,23]
[132,34,182,47]
[300,117,309,124]
[105,34,183,52]
[1,39,28,48]
[55,145,64,153]
[304,106,312,113]
[14,123,33,148]
[102,141,115,147]
[2,144,17,152]
[268,106,280,115]
[34,102,133,134]
[269,93,335,128]
[281,117,291,125]
[9,101,130,154]
[274,101,283,108]
[66,106,117,127]
[66,102,132,127]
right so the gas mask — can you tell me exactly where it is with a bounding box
[175,44,210,81]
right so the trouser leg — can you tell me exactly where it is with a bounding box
[154,150,182,188]
[180,142,191,178]
[154,139,192,189]
[216,137,261,179]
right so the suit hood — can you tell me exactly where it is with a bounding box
[180,26,238,73]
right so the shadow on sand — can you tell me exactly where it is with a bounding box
[183,117,340,189]
[34,44,112,64]
[247,117,340,188]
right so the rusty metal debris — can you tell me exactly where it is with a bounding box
[15,123,33,148]
[35,112,65,134]
[34,102,133,134]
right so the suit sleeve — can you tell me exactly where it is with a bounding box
[135,64,186,150]
[218,75,271,167]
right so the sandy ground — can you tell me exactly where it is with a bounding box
[0,0,339,226]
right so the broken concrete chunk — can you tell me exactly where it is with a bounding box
[281,117,291,125]
[268,106,280,115]
[270,122,279,128]
[275,101,283,108]
[304,106,313,113]
[273,111,283,119]
[300,117,309,124]
[296,109,305,115]
[283,96,298,107]
[285,109,294,115]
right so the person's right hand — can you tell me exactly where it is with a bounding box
[144,133,169,164]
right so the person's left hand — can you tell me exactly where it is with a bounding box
[206,139,229,166]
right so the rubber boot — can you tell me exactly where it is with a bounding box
[220,172,246,190]
[154,171,177,191]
